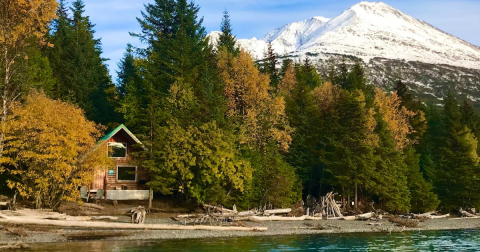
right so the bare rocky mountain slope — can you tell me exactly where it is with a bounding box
[209,1,480,106]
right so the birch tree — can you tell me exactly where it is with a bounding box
[0,0,57,161]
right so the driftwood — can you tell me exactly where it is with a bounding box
[341,216,356,221]
[202,204,237,214]
[176,214,200,218]
[249,215,306,222]
[91,216,119,221]
[304,216,323,221]
[264,208,291,215]
[429,214,449,219]
[326,216,344,220]
[413,211,435,218]
[368,222,382,226]
[322,192,343,217]
[413,212,449,219]
[237,210,257,216]
[460,210,477,218]
[0,242,30,250]
[356,212,373,220]
[0,202,7,206]
[131,206,146,224]
[0,209,117,221]
[0,213,267,231]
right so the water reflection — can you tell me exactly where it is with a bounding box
[31,229,480,252]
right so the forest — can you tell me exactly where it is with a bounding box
[1,0,480,214]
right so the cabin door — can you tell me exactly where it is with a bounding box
[92,169,105,189]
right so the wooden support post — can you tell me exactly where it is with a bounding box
[149,189,153,209]
[104,168,108,199]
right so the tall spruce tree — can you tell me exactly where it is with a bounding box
[436,93,480,211]
[217,9,239,56]
[48,0,116,126]
[126,0,245,204]
[262,42,279,87]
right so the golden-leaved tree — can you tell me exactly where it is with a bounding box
[2,91,112,209]
[374,87,418,150]
[217,48,293,152]
[0,0,58,161]
[277,62,297,98]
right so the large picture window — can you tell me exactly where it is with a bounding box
[117,166,136,181]
[108,142,127,158]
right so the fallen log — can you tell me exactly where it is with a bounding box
[176,214,202,218]
[342,216,356,221]
[237,210,257,216]
[356,212,373,220]
[429,214,449,219]
[326,216,344,220]
[264,208,291,215]
[413,211,435,218]
[304,216,323,221]
[460,210,477,218]
[0,242,30,250]
[249,215,305,222]
[0,202,7,206]
[202,204,237,214]
[91,216,119,221]
[0,213,267,231]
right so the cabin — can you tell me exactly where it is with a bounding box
[88,124,151,201]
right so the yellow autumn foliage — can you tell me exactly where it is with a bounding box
[312,81,340,113]
[374,87,417,150]
[278,63,297,97]
[0,0,57,46]
[2,91,113,209]
[217,48,293,152]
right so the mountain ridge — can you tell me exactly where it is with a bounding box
[208,1,480,70]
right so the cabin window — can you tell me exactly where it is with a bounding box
[108,142,127,158]
[117,166,136,181]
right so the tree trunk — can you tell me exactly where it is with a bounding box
[354,181,358,211]
[0,60,9,162]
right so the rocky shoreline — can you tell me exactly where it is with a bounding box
[1,216,480,245]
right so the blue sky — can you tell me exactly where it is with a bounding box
[79,0,480,80]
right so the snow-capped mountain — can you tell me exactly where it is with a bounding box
[209,1,480,70]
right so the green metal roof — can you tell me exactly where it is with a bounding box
[99,124,142,145]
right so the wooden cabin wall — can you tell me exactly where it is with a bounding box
[103,129,148,190]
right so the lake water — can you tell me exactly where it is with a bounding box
[30,229,480,251]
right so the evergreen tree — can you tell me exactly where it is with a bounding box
[217,9,239,56]
[262,42,279,87]
[295,57,322,88]
[116,44,138,99]
[436,93,480,211]
[320,90,377,209]
[48,0,117,126]
[127,0,237,204]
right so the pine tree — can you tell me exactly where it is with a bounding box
[217,9,239,56]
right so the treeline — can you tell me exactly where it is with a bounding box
[1,0,480,213]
